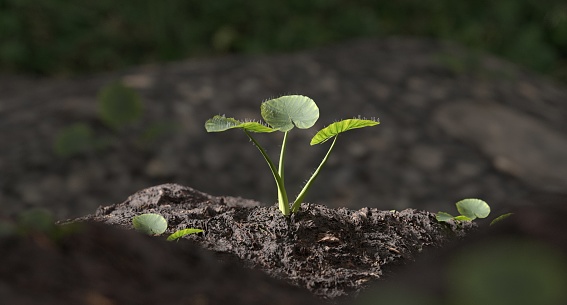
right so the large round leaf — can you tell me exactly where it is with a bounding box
[310,118,380,145]
[456,198,491,220]
[205,115,275,133]
[132,213,167,235]
[260,95,319,132]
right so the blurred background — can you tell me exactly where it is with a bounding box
[2,0,566,79]
[1,0,567,220]
[2,2,567,303]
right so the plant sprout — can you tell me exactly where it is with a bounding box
[436,199,513,226]
[132,213,203,241]
[436,198,491,222]
[205,95,379,216]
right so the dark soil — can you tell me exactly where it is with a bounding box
[73,183,475,302]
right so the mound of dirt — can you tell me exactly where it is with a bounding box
[76,183,475,301]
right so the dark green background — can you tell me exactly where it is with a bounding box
[1,0,566,81]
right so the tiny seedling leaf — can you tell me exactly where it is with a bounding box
[454,215,473,221]
[456,198,490,220]
[166,228,203,241]
[310,118,380,145]
[132,213,167,235]
[205,115,275,133]
[490,213,513,226]
[436,212,455,222]
[260,95,319,132]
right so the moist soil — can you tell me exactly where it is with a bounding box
[57,183,474,304]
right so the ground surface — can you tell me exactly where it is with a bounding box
[76,183,474,301]
[2,37,566,220]
[1,185,565,305]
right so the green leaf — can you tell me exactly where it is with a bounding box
[98,82,143,129]
[454,215,473,221]
[436,212,455,222]
[310,118,380,145]
[166,228,203,241]
[132,213,167,235]
[456,198,491,220]
[204,115,275,133]
[490,213,513,226]
[260,95,319,132]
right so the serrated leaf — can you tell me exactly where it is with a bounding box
[132,213,167,235]
[456,198,491,220]
[490,213,513,226]
[166,228,203,241]
[310,118,380,145]
[436,212,455,222]
[260,95,319,132]
[204,115,275,133]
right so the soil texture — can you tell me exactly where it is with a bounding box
[75,183,475,301]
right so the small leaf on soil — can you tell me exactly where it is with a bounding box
[132,213,167,235]
[166,228,204,241]
[454,215,473,221]
[436,212,455,222]
[490,213,513,226]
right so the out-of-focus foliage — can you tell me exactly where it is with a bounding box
[53,81,175,158]
[355,238,567,305]
[1,0,566,81]
[98,82,143,130]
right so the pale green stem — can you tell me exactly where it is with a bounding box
[244,130,290,216]
[291,135,338,213]
[277,131,289,207]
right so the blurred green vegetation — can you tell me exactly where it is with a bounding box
[1,0,566,81]
[53,81,175,158]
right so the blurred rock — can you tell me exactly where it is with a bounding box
[435,102,567,192]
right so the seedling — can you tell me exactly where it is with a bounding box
[205,95,379,216]
[436,198,491,222]
[436,198,512,225]
[132,213,203,241]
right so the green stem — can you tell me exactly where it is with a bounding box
[292,135,338,213]
[278,131,289,207]
[244,130,290,216]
